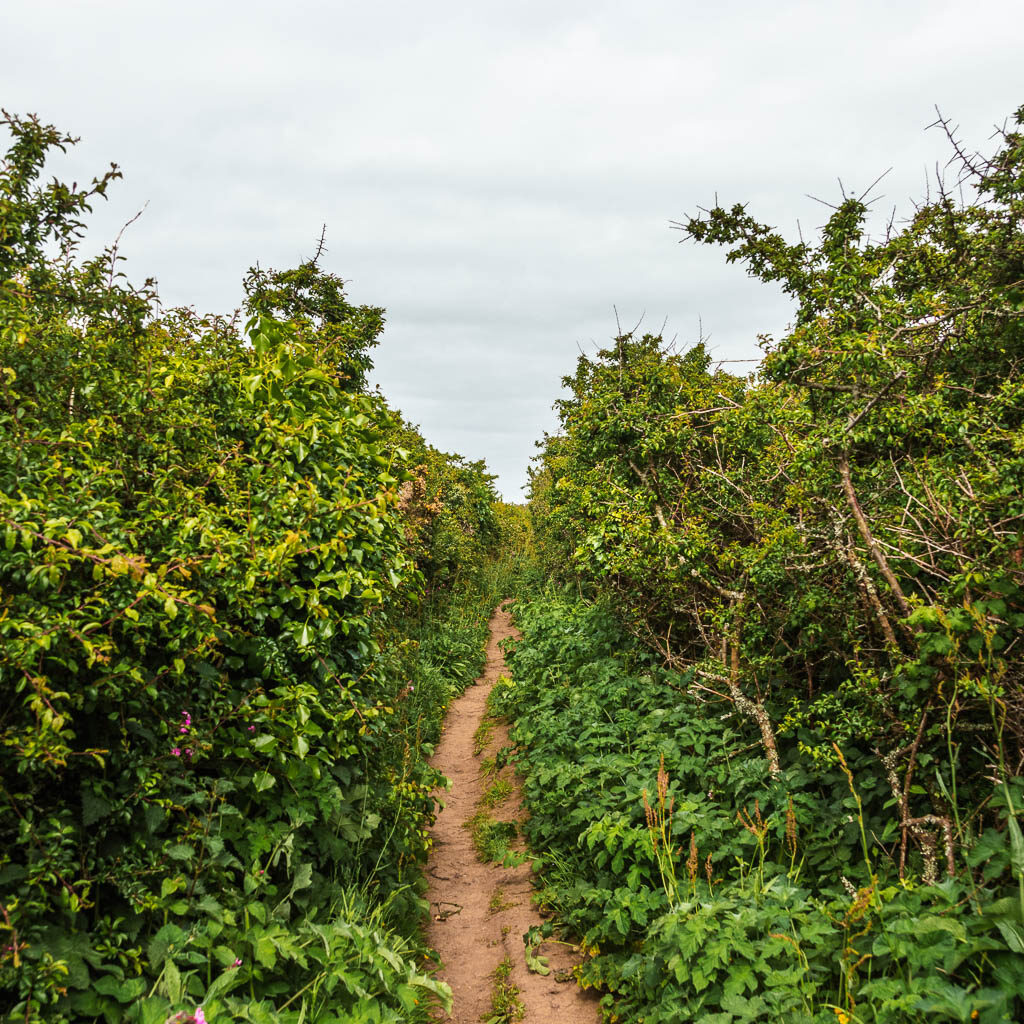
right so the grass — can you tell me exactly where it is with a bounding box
[473,716,495,756]
[464,810,519,863]
[475,680,514,755]
[483,956,524,1023]
[480,776,514,809]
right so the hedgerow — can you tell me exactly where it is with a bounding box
[0,113,501,1023]
[521,106,1024,1021]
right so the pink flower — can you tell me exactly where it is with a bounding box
[171,748,181,757]
[230,957,242,968]
[194,1008,207,1024]
[248,725,256,732]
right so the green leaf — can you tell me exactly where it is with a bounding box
[1007,815,1024,876]
[291,861,313,894]
[133,996,173,1024]
[995,919,1024,953]
[254,934,277,969]
[81,788,112,827]
[162,961,183,1004]
[203,966,244,1003]
[148,923,186,968]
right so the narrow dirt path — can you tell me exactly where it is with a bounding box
[424,602,601,1024]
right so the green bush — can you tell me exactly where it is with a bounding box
[524,106,1024,1020]
[0,111,504,1023]
[497,595,1024,1022]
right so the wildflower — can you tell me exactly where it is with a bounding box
[181,711,192,728]
[171,748,181,757]
[785,795,798,858]
[194,1008,207,1024]
[248,725,256,732]
[686,832,699,885]
[230,957,242,968]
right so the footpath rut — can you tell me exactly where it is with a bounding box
[424,602,600,1024]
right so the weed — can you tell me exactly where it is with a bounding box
[464,811,518,862]
[481,776,514,809]
[483,956,523,1023]
[473,716,496,756]
[642,754,678,904]
[488,887,516,914]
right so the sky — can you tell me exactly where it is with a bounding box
[4,1,1022,498]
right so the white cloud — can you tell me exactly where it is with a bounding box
[4,0,1020,496]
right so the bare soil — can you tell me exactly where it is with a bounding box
[424,602,601,1024]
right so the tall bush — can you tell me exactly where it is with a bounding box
[527,106,1024,1020]
[0,113,460,1023]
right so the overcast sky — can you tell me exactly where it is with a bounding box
[4,1,1021,498]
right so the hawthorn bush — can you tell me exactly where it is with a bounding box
[524,108,1024,1020]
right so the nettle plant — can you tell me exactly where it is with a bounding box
[502,596,1024,1023]
[0,114,452,1022]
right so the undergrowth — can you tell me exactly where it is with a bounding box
[494,595,1024,1023]
[464,812,519,864]
[481,778,515,809]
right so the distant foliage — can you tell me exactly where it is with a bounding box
[526,107,1024,1021]
[388,417,499,600]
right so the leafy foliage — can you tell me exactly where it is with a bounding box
[0,112,506,1023]
[498,597,1024,1023]
[522,107,1024,1021]
[242,258,384,392]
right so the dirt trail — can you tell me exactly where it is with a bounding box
[424,602,600,1024]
